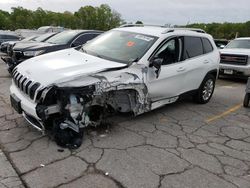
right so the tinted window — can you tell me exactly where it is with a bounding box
[154,38,180,65]
[73,33,99,46]
[202,38,213,53]
[46,31,80,45]
[184,36,203,59]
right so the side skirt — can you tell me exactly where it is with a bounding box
[150,89,198,110]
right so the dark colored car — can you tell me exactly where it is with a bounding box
[7,32,57,56]
[2,33,58,71]
[1,35,38,54]
[0,32,20,45]
[9,30,102,72]
[6,36,38,55]
[214,39,229,49]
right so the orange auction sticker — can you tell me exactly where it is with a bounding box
[127,41,135,47]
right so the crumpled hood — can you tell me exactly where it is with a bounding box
[13,41,60,51]
[220,48,250,56]
[16,48,127,86]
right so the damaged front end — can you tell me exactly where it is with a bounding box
[35,73,150,148]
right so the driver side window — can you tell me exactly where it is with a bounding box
[154,38,181,65]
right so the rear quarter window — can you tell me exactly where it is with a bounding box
[202,38,213,53]
[184,36,203,59]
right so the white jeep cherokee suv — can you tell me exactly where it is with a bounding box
[10,25,219,148]
[220,38,250,77]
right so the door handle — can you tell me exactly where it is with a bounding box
[177,67,186,72]
[203,60,209,64]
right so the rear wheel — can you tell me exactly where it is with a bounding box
[194,74,215,104]
[243,93,249,107]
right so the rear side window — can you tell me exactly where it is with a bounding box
[202,38,213,53]
[184,36,203,59]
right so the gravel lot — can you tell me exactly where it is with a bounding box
[0,58,250,188]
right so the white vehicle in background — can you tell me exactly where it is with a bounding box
[10,25,220,148]
[220,37,250,77]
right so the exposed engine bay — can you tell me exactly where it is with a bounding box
[35,79,150,148]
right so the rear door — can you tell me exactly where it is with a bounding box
[180,36,210,92]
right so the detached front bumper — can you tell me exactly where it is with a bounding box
[219,64,250,77]
[10,83,45,133]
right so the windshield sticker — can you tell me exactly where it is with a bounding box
[135,35,154,42]
[127,41,135,47]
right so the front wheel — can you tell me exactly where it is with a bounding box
[194,74,215,104]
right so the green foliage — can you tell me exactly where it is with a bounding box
[135,21,143,24]
[186,22,250,39]
[0,4,123,31]
[1,5,249,39]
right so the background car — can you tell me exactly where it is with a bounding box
[5,35,39,56]
[0,32,20,45]
[7,33,57,56]
[214,39,229,49]
[8,30,102,72]
[219,37,250,78]
[1,35,39,54]
[2,33,59,72]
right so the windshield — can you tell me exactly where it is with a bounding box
[34,33,55,42]
[225,39,250,49]
[46,30,78,45]
[82,30,158,64]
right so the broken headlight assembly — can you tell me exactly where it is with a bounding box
[47,85,96,148]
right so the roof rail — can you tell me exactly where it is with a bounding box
[162,28,206,34]
[119,24,206,34]
[119,24,168,28]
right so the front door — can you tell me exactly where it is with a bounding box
[147,37,187,101]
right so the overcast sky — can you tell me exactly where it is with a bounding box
[0,0,249,25]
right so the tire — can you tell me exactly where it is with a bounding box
[243,93,249,107]
[194,74,215,104]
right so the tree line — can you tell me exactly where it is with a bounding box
[186,22,250,39]
[0,5,249,39]
[0,4,123,31]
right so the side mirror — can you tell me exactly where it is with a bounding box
[150,58,163,78]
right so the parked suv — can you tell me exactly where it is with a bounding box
[220,38,250,77]
[9,30,102,72]
[2,33,58,72]
[10,25,219,148]
[1,35,38,54]
[0,32,20,45]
